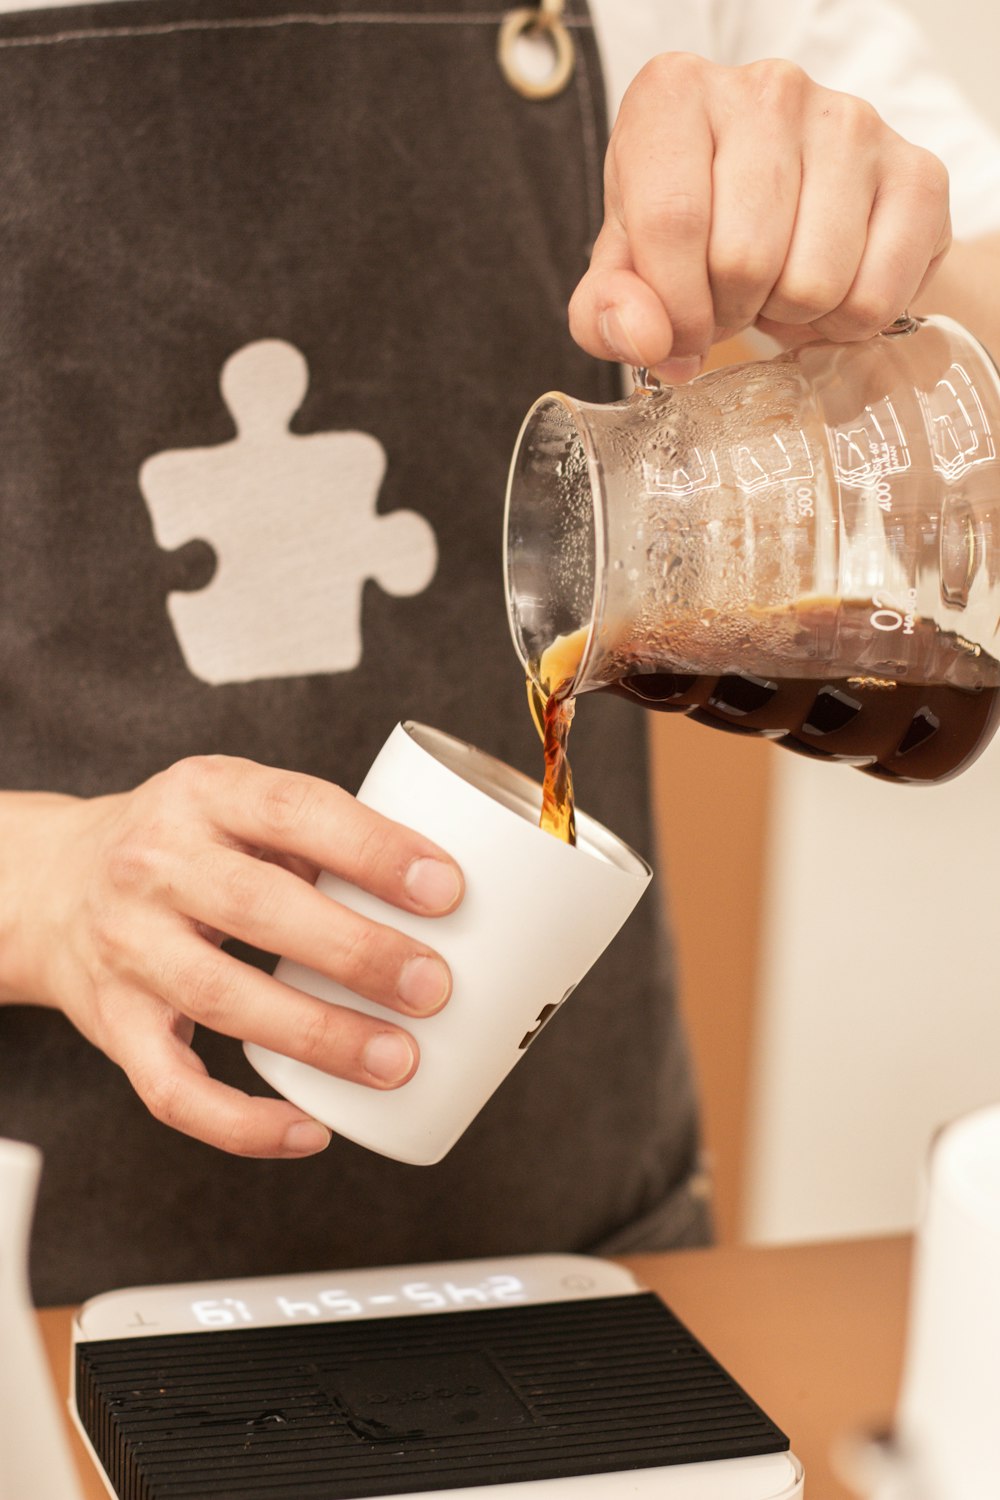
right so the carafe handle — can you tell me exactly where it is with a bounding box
[632,313,919,393]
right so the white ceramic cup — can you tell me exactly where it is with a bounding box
[895,1103,1000,1499]
[244,721,651,1165]
[0,1140,85,1500]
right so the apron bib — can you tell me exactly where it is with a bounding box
[0,0,705,1302]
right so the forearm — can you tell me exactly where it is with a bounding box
[914,233,1000,354]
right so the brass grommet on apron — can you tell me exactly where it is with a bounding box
[498,0,576,101]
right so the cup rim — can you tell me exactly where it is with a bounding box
[402,722,652,881]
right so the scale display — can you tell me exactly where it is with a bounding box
[74,1253,631,1338]
[188,1271,529,1327]
[71,1254,804,1500]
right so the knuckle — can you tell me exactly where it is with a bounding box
[255,772,317,841]
[632,191,710,246]
[293,1001,353,1069]
[902,145,950,206]
[168,948,229,1022]
[672,316,715,358]
[922,150,950,202]
[711,245,780,314]
[330,916,384,992]
[836,289,900,337]
[139,1068,186,1129]
[211,1115,257,1158]
[158,753,224,804]
[770,270,846,322]
[104,830,167,895]
[747,56,808,105]
[214,859,267,933]
[830,92,881,143]
[349,816,400,882]
[631,50,707,102]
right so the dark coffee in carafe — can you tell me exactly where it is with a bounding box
[529,596,1000,846]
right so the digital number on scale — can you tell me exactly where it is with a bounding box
[190,1275,528,1327]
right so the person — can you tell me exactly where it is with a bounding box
[2,0,999,1306]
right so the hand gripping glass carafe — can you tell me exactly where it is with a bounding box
[505,316,1000,796]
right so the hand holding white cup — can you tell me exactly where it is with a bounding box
[244,722,651,1164]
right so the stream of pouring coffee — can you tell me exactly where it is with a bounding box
[529,628,588,846]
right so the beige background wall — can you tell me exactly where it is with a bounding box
[651,0,1000,1247]
[902,0,1000,127]
[742,0,1000,1243]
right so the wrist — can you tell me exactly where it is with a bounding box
[0,791,89,1005]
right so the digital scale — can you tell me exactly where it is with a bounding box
[70,1254,805,1498]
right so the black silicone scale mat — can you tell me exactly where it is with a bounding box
[76,1293,790,1498]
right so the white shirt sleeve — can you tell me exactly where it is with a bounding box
[589,0,1000,239]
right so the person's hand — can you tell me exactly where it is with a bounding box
[12,757,464,1157]
[569,53,952,381]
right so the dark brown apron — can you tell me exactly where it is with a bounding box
[0,0,707,1304]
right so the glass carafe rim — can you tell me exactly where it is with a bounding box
[503,386,612,696]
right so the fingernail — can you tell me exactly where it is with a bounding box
[405,857,462,913]
[652,354,703,385]
[282,1120,332,1155]
[599,307,644,364]
[397,954,450,1013]
[363,1032,416,1084]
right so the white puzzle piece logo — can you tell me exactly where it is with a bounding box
[139,340,438,685]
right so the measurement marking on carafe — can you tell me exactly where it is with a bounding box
[871,587,917,635]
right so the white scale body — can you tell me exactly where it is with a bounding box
[70,1253,804,1499]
